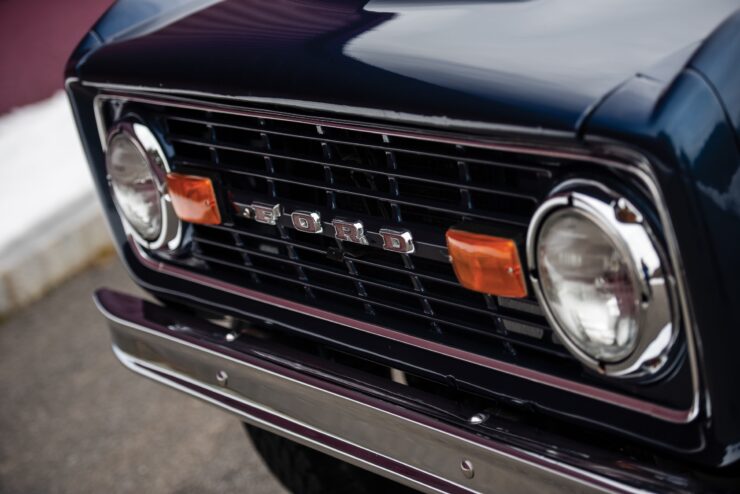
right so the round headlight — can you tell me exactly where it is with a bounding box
[106,121,181,251]
[107,132,162,240]
[527,182,678,377]
[537,208,639,362]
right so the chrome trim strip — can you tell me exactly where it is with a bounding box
[84,85,700,424]
[82,80,577,139]
[91,91,579,156]
[95,289,641,494]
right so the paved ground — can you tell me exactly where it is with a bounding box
[0,256,288,494]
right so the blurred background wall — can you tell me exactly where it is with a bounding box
[0,0,113,115]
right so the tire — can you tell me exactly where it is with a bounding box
[244,424,417,494]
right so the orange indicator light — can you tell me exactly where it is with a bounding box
[166,173,222,225]
[446,229,527,298]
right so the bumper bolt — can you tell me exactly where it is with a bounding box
[469,412,488,425]
[460,459,475,479]
[216,370,229,387]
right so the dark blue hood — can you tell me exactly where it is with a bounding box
[73,0,738,132]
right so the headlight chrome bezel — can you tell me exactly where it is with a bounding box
[526,180,680,378]
[105,119,182,252]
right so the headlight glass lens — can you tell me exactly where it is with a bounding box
[537,209,639,362]
[106,132,162,241]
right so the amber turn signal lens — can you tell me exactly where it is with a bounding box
[446,229,527,298]
[165,173,221,225]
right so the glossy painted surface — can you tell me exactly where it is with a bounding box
[71,0,739,133]
[691,9,740,140]
[65,0,740,472]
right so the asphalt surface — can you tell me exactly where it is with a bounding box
[0,256,288,494]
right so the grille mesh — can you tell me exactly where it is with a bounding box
[146,103,595,375]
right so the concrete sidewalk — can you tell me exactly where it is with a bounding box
[0,256,287,494]
[0,92,112,317]
[0,0,114,317]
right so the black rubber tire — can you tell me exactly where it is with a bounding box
[245,424,418,494]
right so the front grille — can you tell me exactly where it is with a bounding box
[88,86,701,415]
[138,101,605,381]
[82,85,698,432]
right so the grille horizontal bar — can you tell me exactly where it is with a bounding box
[165,114,556,174]
[177,156,531,226]
[190,233,551,336]
[190,248,562,358]
[199,223,461,285]
[168,132,546,198]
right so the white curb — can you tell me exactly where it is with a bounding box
[0,92,112,317]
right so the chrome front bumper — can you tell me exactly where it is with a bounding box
[95,289,693,494]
